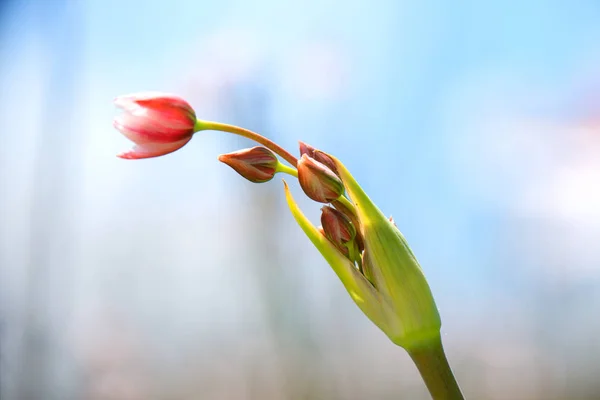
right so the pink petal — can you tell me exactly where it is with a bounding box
[113,112,194,144]
[117,136,192,159]
[114,92,194,116]
[114,92,170,109]
[113,95,138,111]
[134,106,196,132]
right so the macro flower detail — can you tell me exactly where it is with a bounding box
[332,197,364,251]
[321,206,356,246]
[320,206,360,262]
[284,156,441,349]
[299,141,338,173]
[297,154,344,203]
[113,91,464,399]
[113,92,198,159]
[218,146,280,183]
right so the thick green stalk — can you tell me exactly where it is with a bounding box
[407,336,465,400]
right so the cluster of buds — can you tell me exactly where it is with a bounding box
[112,92,441,352]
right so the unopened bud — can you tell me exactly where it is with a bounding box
[298,141,338,173]
[299,141,315,157]
[218,146,279,183]
[332,199,364,251]
[297,154,344,203]
[321,206,356,246]
[321,206,358,259]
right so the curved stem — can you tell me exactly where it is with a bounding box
[198,120,298,167]
[407,336,465,400]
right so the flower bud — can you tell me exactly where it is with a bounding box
[332,199,364,252]
[320,206,356,247]
[298,141,315,157]
[218,146,279,183]
[297,154,344,203]
[299,141,338,173]
[113,92,197,159]
[333,157,441,349]
[284,156,442,352]
[321,205,361,260]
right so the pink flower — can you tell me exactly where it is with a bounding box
[113,92,197,159]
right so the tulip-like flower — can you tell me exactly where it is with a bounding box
[218,146,280,183]
[112,91,464,399]
[113,92,198,159]
[297,154,344,203]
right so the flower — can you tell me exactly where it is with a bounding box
[111,88,464,396]
[332,198,364,251]
[320,205,363,264]
[113,92,198,159]
[218,146,279,183]
[299,141,338,173]
[297,154,344,203]
[321,206,356,246]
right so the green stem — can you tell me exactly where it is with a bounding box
[198,120,298,167]
[335,196,355,215]
[407,336,465,400]
[276,163,298,177]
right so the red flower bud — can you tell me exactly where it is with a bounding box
[218,146,279,183]
[113,92,197,159]
[298,141,338,173]
[332,199,364,251]
[321,206,362,262]
[297,154,344,203]
[320,206,356,246]
[299,141,315,157]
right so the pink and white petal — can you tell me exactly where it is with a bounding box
[114,95,143,110]
[135,94,195,114]
[113,115,153,144]
[113,113,193,144]
[114,92,167,107]
[114,92,193,114]
[117,136,192,159]
[132,107,195,132]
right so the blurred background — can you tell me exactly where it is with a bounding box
[1,0,600,399]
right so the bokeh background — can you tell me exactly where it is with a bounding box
[1,0,600,399]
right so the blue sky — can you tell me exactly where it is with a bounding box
[2,0,600,344]
[2,2,600,398]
